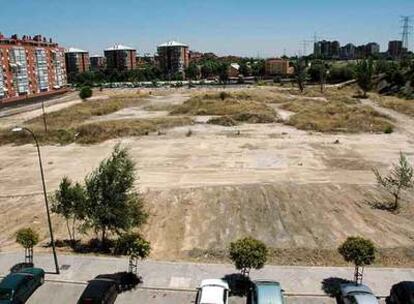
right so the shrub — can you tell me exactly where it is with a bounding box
[79,86,93,100]
[229,237,268,276]
[16,228,39,249]
[207,116,239,126]
[384,125,394,134]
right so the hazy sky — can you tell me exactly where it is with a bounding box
[1,0,413,57]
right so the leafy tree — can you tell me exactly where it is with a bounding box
[338,237,376,284]
[373,152,414,211]
[16,228,39,264]
[51,177,86,243]
[229,237,268,277]
[115,232,151,274]
[185,63,200,80]
[79,86,93,100]
[218,63,229,84]
[293,57,307,93]
[83,145,148,243]
[355,59,374,98]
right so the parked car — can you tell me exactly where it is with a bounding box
[77,278,118,304]
[389,281,414,304]
[339,283,379,304]
[196,279,229,304]
[0,267,45,304]
[249,280,285,304]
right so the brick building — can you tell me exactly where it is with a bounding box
[90,55,105,70]
[157,40,189,79]
[265,58,293,76]
[65,47,90,77]
[0,33,67,104]
[104,44,136,71]
[388,40,404,59]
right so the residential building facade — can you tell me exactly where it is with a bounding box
[388,40,403,58]
[265,58,293,76]
[0,33,67,104]
[104,44,136,71]
[90,55,105,70]
[314,40,340,59]
[65,47,90,77]
[157,40,189,79]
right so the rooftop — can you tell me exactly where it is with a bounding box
[158,40,188,48]
[65,47,88,53]
[105,44,135,51]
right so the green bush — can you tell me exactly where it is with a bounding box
[229,237,268,276]
[384,125,394,134]
[79,86,93,100]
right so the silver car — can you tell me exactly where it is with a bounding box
[339,283,379,304]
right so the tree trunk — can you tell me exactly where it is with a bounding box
[66,219,73,242]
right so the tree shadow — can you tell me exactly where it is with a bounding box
[321,277,353,300]
[10,262,34,273]
[95,272,143,293]
[222,273,253,298]
[366,199,398,213]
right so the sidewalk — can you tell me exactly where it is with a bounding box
[1,252,413,297]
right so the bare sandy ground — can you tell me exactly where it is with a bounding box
[0,87,413,259]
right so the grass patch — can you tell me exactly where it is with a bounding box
[0,117,193,145]
[170,92,280,123]
[76,117,193,144]
[26,97,148,129]
[0,94,195,145]
[372,95,414,117]
[207,116,239,126]
[280,99,393,133]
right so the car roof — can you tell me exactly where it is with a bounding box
[19,268,44,276]
[200,285,225,304]
[353,294,379,304]
[392,281,414,300]
[0,273,29,289]
[81,279,116,298]
[200,279,229,289]
[254,281,284,304]
[341,284,374,296]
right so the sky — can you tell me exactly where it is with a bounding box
[1,0,414,57]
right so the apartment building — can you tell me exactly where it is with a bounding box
[0,33,67,104]
[157,40,189,79]
[90,55,105,70]
[388,40,404,59]
[65,47,90,77]
[104,44,136,71]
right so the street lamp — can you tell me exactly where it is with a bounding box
[11,126,60,274]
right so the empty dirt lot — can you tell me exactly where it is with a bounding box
[0,87,413,265]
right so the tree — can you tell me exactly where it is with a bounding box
[338,237,376,284]
[115,232,151,274]
[51,177,86,243]
[79,86,93,100]
[185,63,200,80]
[293,57,307,93]
[355,59,373,98]
[373,152,414,211]
[229,237,268,277]
[83,145,148,244]
[16,228,39,264]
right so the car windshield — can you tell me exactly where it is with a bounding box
[0,288,13,300]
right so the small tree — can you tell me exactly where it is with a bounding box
[229,237,268,277]
[294,57,307,93]
[51,177,86,244]
[373,152,414,211]
[79,86,93,100]
[83,145,148,244]
[355,59,373,98]
[115,232,151,274]
[338,237,376,284]
[16,228,39,264]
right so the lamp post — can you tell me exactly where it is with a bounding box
[12,126,59,274]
